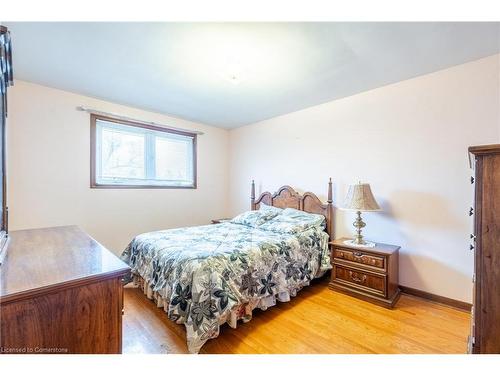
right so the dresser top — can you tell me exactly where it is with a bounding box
[331,237,400,255]
[468,144,500,156]
[0,226,129,303]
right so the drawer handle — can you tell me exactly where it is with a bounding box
[353,252,377,265]
[349,271,367,283]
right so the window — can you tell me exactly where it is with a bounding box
[91,115,197,188]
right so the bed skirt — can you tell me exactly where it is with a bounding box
[130,273,319,353]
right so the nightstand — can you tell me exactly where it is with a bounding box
[329,237,400,308]
[211,218,231,224]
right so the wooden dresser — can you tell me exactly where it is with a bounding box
[468,144,500,354]
[329,238,400,308]
[0,226,130,354]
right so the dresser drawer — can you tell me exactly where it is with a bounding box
[333,265,386,297]
[333,248,386,270]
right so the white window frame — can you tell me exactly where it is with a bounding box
[91,115,197,189]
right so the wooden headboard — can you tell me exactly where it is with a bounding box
[251,179,334,240]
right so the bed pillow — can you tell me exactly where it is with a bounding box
[230,209,279,227]
[259,202,283,215]
[282,208,326,228]
[259,210,326,234]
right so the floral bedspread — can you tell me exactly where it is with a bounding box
[121,222,330,353]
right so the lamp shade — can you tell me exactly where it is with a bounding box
[342,183,381,211]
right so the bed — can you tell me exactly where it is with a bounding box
[121,181,334,353]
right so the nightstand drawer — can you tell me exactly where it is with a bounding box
[333,248,385,270]
[333,265,386,297]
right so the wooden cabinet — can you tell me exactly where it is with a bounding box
[0,226,130,354]
[468,144,500,354]
[329,238,400,308]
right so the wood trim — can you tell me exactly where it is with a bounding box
[89,114,197,189]
[399,285,472,311]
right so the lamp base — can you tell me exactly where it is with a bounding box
[343,239,376,248]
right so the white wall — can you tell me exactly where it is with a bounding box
[228,55,500,303]
[8,55,500,302]
[7,80,229,254]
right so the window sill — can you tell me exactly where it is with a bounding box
[90,183,197,189]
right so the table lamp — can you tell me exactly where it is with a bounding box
[341,182,381,247]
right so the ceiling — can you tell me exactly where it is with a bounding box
[4,22,500,128]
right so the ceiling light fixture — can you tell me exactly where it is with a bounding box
[177,24,304,88]
[219,56,247,85]
[227,73,242,85]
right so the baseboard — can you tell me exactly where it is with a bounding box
[399,285,472,312]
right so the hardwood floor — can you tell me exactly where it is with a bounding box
[122,277,470,354]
